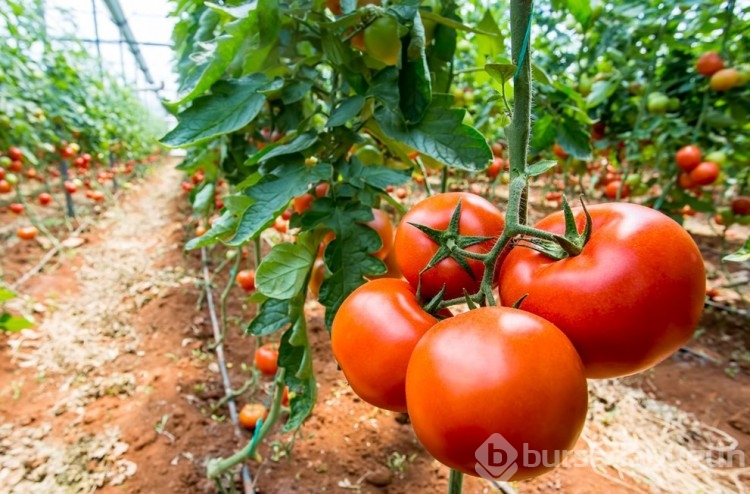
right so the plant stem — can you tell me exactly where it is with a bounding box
[507,0,533,224]
[448,469,463,494]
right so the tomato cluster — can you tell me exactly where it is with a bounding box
[331,191,706,481]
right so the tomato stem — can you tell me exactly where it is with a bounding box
[448,469,463,494]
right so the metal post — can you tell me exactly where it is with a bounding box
[91,0,104,79]
[60,160,76,218]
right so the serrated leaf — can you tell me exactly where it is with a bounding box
[374,96,492,171]
[259,132,318,162]
[246,298,291,336]
[256,243,315,300]
[369,68,400,108]
[531,63,552,86]
[327,96,366,127]
[531,114,557,151]
[0,313,34,332]
[527,160,558,177]
[340,157,411,191]
[565,0,593,29]
[485,63,516,84]
[399,14,432,124]
[162,77,267,147]
[556,117,591,159]
[225,162,332,246]
[476,9,503,64]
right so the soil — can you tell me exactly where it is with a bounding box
[1,164,749,494]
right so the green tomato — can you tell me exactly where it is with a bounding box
[5,173,18,185]
[667,97,680,112]
[705,150,727,167]
[226,250,238,260]
[354,144,384,166]
[462,111,474,126]
[625,174,641,187]
[579,75,592,97]
[646,92,669,114]
[386,158,410,170]
[364,15,401,66]
[596,58,613,74]
[0,156,11,168]
[463,90,475,105]
[457,39,472,52]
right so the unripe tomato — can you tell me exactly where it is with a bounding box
[675,145,702,172]
[16,226,39,240]
[695,51,724,76]
[235,269,256,291]
[363,15,401,66]
[704,150,727,167]
[5,173,18,185]
[254,342,279,375]
[0,179,11,193]
[688,161,719,186]
[238,403,267,430]
[394,192,505,300]
[354,145,384,166]
[195,224,207,236]
[646,92,669,114]
[9,203,24,214]
[499,203,705,378]
[731,196,750,216]
[331,279,439,412]
[710,68,740,91]
[405,306,588,481]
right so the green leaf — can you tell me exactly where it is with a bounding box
[225,161,332,246]
[565,0,593,29]
[556,117,591,160]
[282,81,313,104]
[476,10,504,62]
[0,313,34,332]
[327,96,366,127]
[280,327,316,433]
[527,160,558,177]
[246,298,291,336]
[259,132,318,162]
[531,63,552,86]
[724,238,750,263]
[399,14,432,124]
[162,77,267,147]
[530,114,557,151]
[340,157,411,191]
[256,243,316,300]
[420,10,495,35]
[192,183,216,214]
[369,68,400,108]
[374,96,492,171]
[0,289,17,303]
[485,63,516,85]
[586,79,620,108]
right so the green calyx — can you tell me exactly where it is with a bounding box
[521,196,592,260]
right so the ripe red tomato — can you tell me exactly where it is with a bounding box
[675,145,702,172]
[235,269,256,291]
[60,146,75,158]
[38,193,52,205]
[696,51,724,76]
[688,161,719,186]
[254,342,279,375]
[0,168,5,180]
[9,203,24,214]
[8,146,22,161]
[486,157,502,179]
[9,160,23,172]
[394,192,505,300]
[292,183,329,214]
[405,306,588,481]
[238,403,268,430]
[604,180,630,199]
[331,278,439,412]
[0,180,11,193]
[365,208,394,260]
[731,196,750,216]
[64,181,77,194]
[677,172,695,189]
[16,226,39,240]
[499,203,705,378]
[195,224,207,236]
[273,216,288,233]
[181,181,194,192]
[710,68,739,91]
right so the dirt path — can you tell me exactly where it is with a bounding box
[0,163,217,493]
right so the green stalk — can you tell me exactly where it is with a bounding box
[507,0,533,187]
[448,470,463,494]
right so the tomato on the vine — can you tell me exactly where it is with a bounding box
[9,203,24,214]
[695,51,724,76]
[732,196,750,216]
[405,306,588,481]
[604,180,629,199]
[0,180,12,193]
[38,193,52,205]
[8,146,22,161]
[254,342,279,376]
[238,403,267,430]
[292,182,328,214]
[499,203,705,378]
[331,278,439,412]
[394,192,505,300]
[16,226,39,240]
[688,161,719,186]
[710,68,739,91]
[235,269,256,291]
[675,145,702,172]
[363,15,401,66]
[64,181,77,194]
